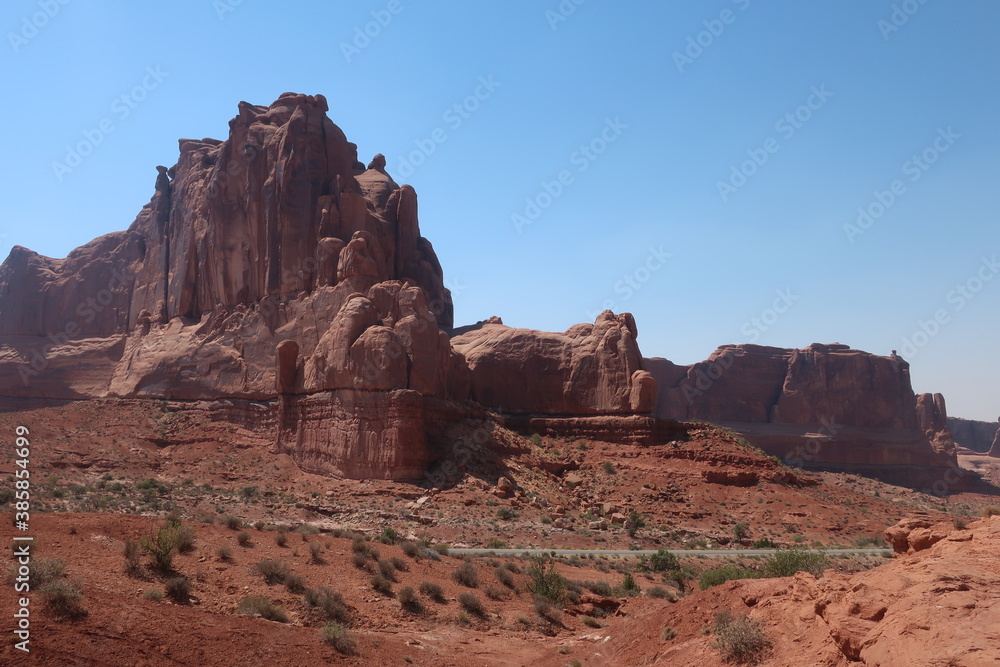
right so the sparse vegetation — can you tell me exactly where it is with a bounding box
[760,549,829,578]
[399,585,422,612]
[649,549,679,572]
[141,523,180,573]
[304,586,349,623]
[42,580,88,621]
[143,588,164,602]
[712,613,773,665]
[526,561,566,602]
[371,573,394,596]
[452,561,479,588]
[237,596,288,623]
[255,559,292,585]
[320,623,356,655]
[699,565,757,590]
[581,615,603,628]
[458,592,486,616]
[980,506,1000,518]
[419,581,445,603]
[164,576,191,603]
[662,626,677,641]
[236,531,251,546]
[216,545,233,562]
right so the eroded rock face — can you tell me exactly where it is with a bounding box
[450,311,653,415]
[0,93,459,480]
[646,343,960,481]
[990,426,1000,458]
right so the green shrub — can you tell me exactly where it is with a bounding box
[713,614,772,664]
[752,538,776,549]
[617,572,640,597]
[320,623,356,654]
[649,549,679,572]
[42,580,88,621]
[699,565,757,590]
[141,525,179,573]
[496,507,518,520]
[380,527,400,544]
[532,595,561,623]
[760,550,828,578]
[583,580,613,596]
[734,522,750,540]
[237,596,288,623]
[602,461,616,474]
[225,516,243,530]
[625,511,646,537]
[581,615,603,628]
[526,561,566,602]
[143,588,164,602]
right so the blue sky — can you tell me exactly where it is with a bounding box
[2,1,998,420]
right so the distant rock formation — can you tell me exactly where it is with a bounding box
[948,416,1000,453]
[990,426,1000,458]
[0,92,966,486]
[645,343,959,484]
[450,311,654,415]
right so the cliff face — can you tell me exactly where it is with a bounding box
[0,92,966,485]
[947,416,1000,453]
[646,343,959,480]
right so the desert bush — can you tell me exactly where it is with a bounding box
[236,530,251,546]
[458,592,485,616]
[953,516,968,530]
[275,532,288,547]
[526,561,566,602]
[351,552,373,571]
[419,581,445,603]
[649,549,679,572]
[377,559,397,581]
[532,595,562,623]
[602,461,615,474]
[165,576,191,603]
[760,550,828,578]
[699,565,757,590]
[379,527,400,544]
[237,596,288,623]
[141,525,179,573]
[752,538,776,549]
[143,588,164,602]
[399,586,422,613]
[174,524,196,553]
[253,520,266,531]
[225,516,243,530]
[852,535,889,549]
[496,507,518,520]
[304,586,349,623]
[42,580,88,621]
[504,562,521,574]
[371,573,394,596]
[255,559,291,585]
[308,542,325,564]
[456,610,470,625]
[713,614,772,664]
[661,626,677,641]
[582,580,613,596]
[617,572,640,597]
[284,573,306,595]
[123,540,143,577]
[400,540,421,559]
[980,505,1000,517]
[647,586,670,599]
[452,561,479,588]
[581,615,603,628]
[733,522,750,540]
[390,556,408,572]
[485,586,507,601]
[431,543,449,556]
[320,623,356,654]
[351,537,370,554]
[625,510,646,537]
[216,545,233,562]
[495,566,516,589]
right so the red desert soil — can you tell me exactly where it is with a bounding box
[2,399,999,665]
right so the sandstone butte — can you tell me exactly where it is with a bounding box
[0,92,963,485]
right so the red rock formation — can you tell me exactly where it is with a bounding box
[450,311,654,415]
[646,343,960,483]
[0,93,461,480]
[990,425,1000,458]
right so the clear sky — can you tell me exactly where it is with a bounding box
[1,1,997,420]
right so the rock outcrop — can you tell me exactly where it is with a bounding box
[991,426,1000,458]
[947,416,999,453]
[0,93,462,480]
[450,311,654,415]
[646,343,960,484]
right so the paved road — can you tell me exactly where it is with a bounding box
[449,547,891,557]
